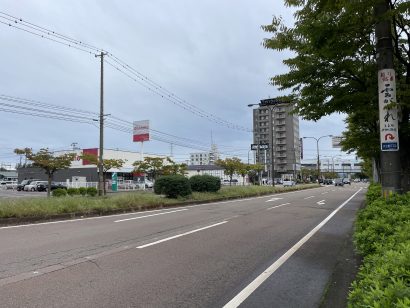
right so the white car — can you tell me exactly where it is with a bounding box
[24,181,46,191]
[283,180,295,187]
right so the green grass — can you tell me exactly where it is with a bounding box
[0,184,319,220]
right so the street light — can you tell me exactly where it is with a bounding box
[248,100,281,186]
[302,135,333,181]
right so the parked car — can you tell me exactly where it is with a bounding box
[334,179,344,186]
[283,180,295,187]
[24,181,46,191]
[144,179,154,189]
[17,179,41,191]
[36,182,67,192]
[0,181,17,189]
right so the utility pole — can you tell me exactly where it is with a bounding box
[375,1,401,196]
[96,51,108,196]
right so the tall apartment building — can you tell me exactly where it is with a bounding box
[252,101,301,180]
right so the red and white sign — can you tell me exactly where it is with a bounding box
[133,120,150,142]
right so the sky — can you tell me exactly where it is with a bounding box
[0,0,356,168]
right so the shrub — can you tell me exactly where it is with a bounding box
[86,187,98,197]
[52,188,67,197]
[67,188,80,196]
[78,187,87,196]
[189,175,221,192]
[153,175,191,198]
[349,183,410,307]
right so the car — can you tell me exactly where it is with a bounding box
[343,178,351,185]
[17,179,41,191]
[36,182,67,192]
[145,180,154,188]
[334,179,344,186]
[0,181,17,189]
[24,181,46,191]
[283,180,295,187]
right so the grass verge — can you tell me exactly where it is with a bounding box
[0,184,319,221]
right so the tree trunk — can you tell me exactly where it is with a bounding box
[47,174,52,197]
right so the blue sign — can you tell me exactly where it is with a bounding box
[382,142,398,150]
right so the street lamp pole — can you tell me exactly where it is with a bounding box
[303,135,333,181]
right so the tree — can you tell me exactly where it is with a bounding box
[237,163,251,186]
[14,147,31,168]
[161,157,188,176]
[133,157,167,180]
[262,0,410,190]
[80,153,125,195]
[16,148,75,197]
[215,157,242,185]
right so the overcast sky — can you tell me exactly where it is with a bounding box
[0,0,355,167]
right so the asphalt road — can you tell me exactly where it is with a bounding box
[0,183,367,307]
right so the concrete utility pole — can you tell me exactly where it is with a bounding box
[96,51,108,196]
[375,1,402,196]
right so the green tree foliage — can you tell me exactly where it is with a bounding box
[262,0,410,189]
[133,157,187,180]
[215,157,242,185]
[16,148,75,197]
[133,157,166,180]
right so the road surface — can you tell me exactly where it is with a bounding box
[0,183,367,307]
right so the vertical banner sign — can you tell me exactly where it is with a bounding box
[299,138,303,160]
[111,172,118,192]
[133,120,150,142]
[378,69,399,151]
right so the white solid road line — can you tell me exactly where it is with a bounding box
[265,197,283,202]
[223,188,363,308]
[267,203,291,210]
[136,221,228,249]
[114,209,188,223]
[304,196,315,199]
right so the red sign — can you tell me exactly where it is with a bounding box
[82,148,98,165]
[133,120,150,142]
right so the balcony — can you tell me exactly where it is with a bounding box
[276,140,286,145]
[277,160,287,165]
[275,121,286,126]
[276,147,287,152]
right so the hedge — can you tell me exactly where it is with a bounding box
[154,175,191,198]
[348,184,410,307]
[189,174,221,192]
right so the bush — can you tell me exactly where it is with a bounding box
[78,187,87,196]
[52,188,67,197]
[154,175,191,198]
[67,188,79,196]
[86,187,98,197]
[348,183,410,306]
[189,175,221,192]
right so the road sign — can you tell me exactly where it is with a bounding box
[111,172,118,192]
[251,143,269,151]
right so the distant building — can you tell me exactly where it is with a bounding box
[189,144,219,166]
[252,100,301,180]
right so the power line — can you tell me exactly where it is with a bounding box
[0,11,253,132]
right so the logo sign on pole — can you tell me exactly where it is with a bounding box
[111,172,118,192]
[251,143,269,151]
[133,120,150,142]
[378,69,399,151]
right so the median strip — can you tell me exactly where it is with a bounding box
[136,221,228,249]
